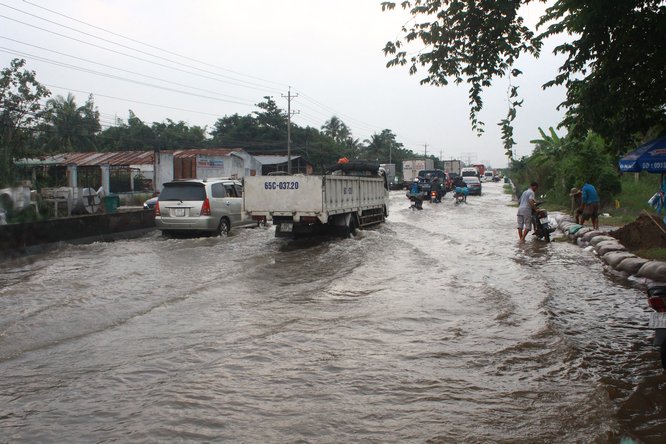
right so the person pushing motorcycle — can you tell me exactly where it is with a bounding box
[517,182,538,242]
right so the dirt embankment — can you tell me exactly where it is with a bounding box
[610,213,666,251]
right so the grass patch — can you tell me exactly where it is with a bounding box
[604,173,663,223]
[503,184,513,195]
[634,248,666,261]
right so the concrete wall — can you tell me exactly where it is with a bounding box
[155,152,174,191]
[0,210,156,260]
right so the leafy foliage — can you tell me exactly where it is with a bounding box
[38,93,101,153]
[2,61,426,179]
[0,58,50,185]
[539,0,666,155]
[382,0,540,154]
[511,129,621,206]
[382,0,666,159]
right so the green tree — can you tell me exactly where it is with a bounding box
[321,116,351,145]
[97,110,156,151]
[382,0,666,158]
[210,97,287,150]
[539,0,666,155]
[362,129,403,162]
[152,119,206,150]
[39,93,100,152]
[511,130,621,206]
[0,58,50,185]
[210,113,260,146]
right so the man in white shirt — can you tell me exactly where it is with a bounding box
[517,182,538,242]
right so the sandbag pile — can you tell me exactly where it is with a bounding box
[552,214,665,285]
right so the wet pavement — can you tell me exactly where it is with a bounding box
[1,181,664,442]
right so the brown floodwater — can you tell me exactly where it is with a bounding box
[1,182,664,442]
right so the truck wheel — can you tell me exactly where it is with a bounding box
[348,216,357,237]
[217,218,230,236]
[661,343,666,370]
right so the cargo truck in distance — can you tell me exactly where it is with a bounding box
[402,159,434,188]
[243,160,389,238]
[442,160,462,177]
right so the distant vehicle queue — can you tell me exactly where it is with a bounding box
[405,167,488,210]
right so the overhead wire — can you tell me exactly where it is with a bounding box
[0,47,257,107]
[1,1,423,152]
[0,1,285,93]
[0,13,281,95]
[0,36,260,104]
[43,84,231,119]
[21,0,289,90]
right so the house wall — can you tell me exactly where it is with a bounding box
[155,152,174,190]
[232,151,262,177]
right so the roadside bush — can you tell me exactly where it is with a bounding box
[510,130,621,208]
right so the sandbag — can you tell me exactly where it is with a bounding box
[602,251,635,267]
[596,240,626,255]
[560,222,574,231]
[581,230,603,242]
[637,261,666,281]
[590,235,616,246]
[568,224,584,234]
[617,257,650,275]
[575,227,594,238]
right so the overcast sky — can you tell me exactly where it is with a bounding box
[1,0,568,168]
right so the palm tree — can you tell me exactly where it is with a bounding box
[321,116,351,145]
[41,93,100,152]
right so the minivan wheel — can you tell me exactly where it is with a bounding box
[217,218,230,236]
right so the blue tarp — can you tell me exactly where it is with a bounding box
[618,136,666,173]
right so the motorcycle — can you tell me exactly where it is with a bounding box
[647,284,666,369]
[430,190,442,203]
[531,201,555,242]
[454,186,467,204]
[407,191,424,210]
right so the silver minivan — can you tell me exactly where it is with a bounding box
[154,178,256,236]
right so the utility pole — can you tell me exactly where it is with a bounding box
[424,143,428,160]
[282,87,299,174]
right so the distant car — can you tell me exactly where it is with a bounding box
[418,169,451,195]
[143,196,158,209]
[462,176,482,195]
[154,178,257,236]
[483,171,494,182]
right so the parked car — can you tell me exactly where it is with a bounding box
[462,176,482,195]
[143,196,158,209]
[154,178,256,236]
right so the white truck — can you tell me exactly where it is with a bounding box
[442,160,462,176]
[243,161,389,238]
[402,159,434,187]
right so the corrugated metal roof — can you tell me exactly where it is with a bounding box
[62,151,156,166]
[17,148,250,167]
[254,155,302,165]
[170,148,244,159]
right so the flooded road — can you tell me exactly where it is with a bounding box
[1,182,665,442]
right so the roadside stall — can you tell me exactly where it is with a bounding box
[619,136,666,221]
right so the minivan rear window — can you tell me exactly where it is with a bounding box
[159,182,206,201]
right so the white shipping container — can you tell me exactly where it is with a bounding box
[243,175,388,225]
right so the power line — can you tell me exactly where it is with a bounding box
[21,0,289,90]
[0,2,285,93]
[0,47,258,107]
[0,37,261,105]
[0,35,260,104]
[43,84,234,119]
[0,13,281,95]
